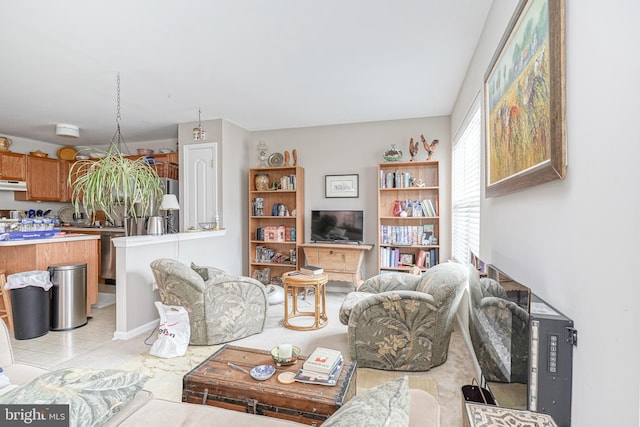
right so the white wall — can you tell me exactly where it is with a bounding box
[451,1,640,425]
[178,119,250,276]
[251,116,451,280]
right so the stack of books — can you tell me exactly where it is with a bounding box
[294,347,343,386]
[300,265,324,276]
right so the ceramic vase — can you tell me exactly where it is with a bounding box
[255,173,270,191]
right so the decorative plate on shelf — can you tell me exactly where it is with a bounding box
[56,146,78,160]
[268,152,284,167]
[57,206,75,224]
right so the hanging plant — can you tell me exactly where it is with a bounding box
[67,73,164,233]
[68,143,163,228]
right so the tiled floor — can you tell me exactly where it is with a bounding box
[10,303,148,371]
[11,303,110,367]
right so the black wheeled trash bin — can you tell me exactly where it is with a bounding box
[6,270,52,340]
[49,262,88,331]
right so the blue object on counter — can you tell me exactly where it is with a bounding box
[0,230,62,241]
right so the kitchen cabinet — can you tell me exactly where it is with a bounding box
[14,156,62,201]
[125,152,179,180]
[59,160,73,202]
[0,151,26,181]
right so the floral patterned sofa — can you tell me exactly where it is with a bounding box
[339,262,467,371]
[149,258,268,345]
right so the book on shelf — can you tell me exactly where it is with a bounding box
[300,265,324,276]
[295,354,344,386]
[302,347,342,374]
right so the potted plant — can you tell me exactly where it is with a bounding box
[68,143,163,235]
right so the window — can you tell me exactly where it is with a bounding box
[452,97,481,263]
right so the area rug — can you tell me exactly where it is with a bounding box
[117,344,221,401]
[356,368,438,399]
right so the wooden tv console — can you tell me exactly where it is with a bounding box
[298,243,373,290]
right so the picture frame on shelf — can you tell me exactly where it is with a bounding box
[399,253,415,266]
[325,174,359,198]
[484,0,566,198]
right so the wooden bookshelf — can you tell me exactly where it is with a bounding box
[248,166,304,283]
[377,161,440,274]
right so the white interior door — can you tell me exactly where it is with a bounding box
[182,143,218,230]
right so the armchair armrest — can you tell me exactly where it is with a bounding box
[359,273,421,293]
[347,291,440,370]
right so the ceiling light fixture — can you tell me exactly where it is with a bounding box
[55,124,79,138]
[192,108,206,141]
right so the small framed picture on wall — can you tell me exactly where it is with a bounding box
[325,174,359,198]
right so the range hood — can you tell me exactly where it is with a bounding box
[0,180,27,191]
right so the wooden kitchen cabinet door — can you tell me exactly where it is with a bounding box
[0,151,26,181]
[58,160,73,202]
[15,156,62,201]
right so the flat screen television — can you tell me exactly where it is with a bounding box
[310,210,364,244]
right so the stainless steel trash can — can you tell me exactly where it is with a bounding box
[48,262,87,331]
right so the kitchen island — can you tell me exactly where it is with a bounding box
[0,233,100,316]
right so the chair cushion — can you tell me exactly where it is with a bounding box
[322,376,410,427]
[0,368,148,427]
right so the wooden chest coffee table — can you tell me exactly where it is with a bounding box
[182,345,357,426]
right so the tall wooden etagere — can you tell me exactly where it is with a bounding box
[377,161,440,274]
[248,166,304,282]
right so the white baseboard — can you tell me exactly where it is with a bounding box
[455,313,483,382]
[113,319,158,341]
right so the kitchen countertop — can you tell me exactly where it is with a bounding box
[61,226,126,233]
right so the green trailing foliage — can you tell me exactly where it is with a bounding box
[68,143,163,226]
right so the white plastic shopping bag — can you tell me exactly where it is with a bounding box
[149,301,190,358]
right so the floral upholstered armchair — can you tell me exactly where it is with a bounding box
[149,258,268,345]
[339,262,467,371]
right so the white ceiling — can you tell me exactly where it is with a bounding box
[0,0,492,146]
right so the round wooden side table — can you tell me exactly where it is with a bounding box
[282,271,328,331]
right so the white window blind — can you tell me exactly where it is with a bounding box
[452,99,481,264]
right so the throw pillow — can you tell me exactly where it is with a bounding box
[322,376,410,427]
[191,262,210,281]
[191,262,227,282]
[0,368,148,427]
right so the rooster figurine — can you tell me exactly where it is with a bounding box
[421,135,439,160]
[408,138,419,161]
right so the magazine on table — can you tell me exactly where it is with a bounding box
[302,347,342,374]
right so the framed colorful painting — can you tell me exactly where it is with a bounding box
[484,0,566,198]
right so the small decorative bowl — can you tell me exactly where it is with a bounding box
[137,148,153,155]
[29,150,48,158]
[198,222,216,230]
[271,346,301,366]
[250,364,276,381]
